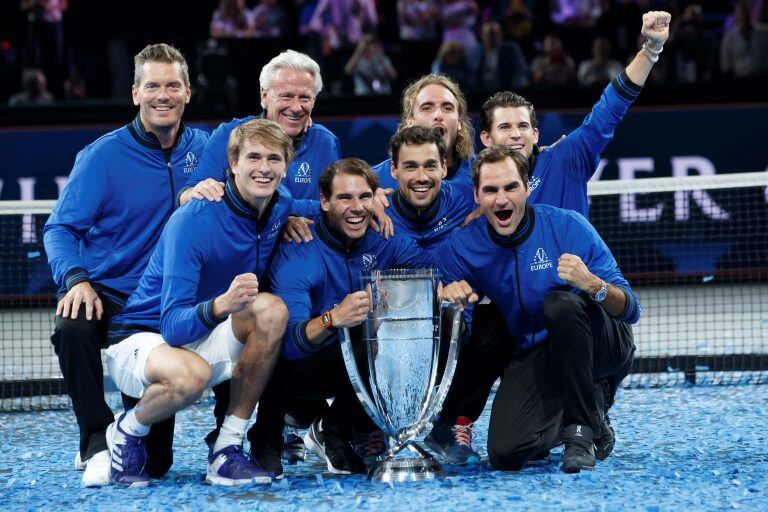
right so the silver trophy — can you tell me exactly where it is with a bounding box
[340,268,461,483]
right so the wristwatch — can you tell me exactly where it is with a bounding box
[320,310,335,330]
[592,280,607,303]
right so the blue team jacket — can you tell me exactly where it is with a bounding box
[267,216,438,360]
[439,204,641,351]
[43,117,209,303]
[185,115,341,202]
[109,177,292,347]
[528,70,643,218]
[388,179,476,250]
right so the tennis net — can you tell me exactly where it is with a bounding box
[0,171,766,410]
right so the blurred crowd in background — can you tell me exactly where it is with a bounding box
[1,0,767,109]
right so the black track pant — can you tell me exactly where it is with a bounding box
[51,291,174,477]
[487,291,635,470]
[434,292,633,469]
[248,341,376,447]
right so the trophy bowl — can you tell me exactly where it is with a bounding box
[340,268,461,483]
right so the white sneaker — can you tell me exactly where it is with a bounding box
[75,451,86,471]
[82,450,111,487]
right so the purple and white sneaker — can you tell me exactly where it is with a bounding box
[206,444,272,486]
[106,413,149,487]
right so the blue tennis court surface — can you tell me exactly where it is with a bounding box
[3,384,767,511]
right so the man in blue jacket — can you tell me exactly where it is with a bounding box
[386,126,475,251]
[440,146,639,473]
[429,10,671,464]
[180,49,340,206]
[42,43,209,488]
[105,119,293,487]
[479,11,671,219]
[179,49,340,462]
[247,158,438,478]
[372,74,475,194]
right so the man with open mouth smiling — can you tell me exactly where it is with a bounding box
[437,10,671,471]
[439,146,640,474]
[106,119,293,487]
[386,126,475,251]
[179,49,340,206]
[245,158,438,478]
[43,43,209,488]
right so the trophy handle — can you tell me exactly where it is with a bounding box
[340,327,389,434]
[418,300,461,433]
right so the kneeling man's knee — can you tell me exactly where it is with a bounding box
[247,294,288,328]
[543,291,583,326]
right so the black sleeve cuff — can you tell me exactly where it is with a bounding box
[197,299,225,329]
[611,70,643,102]
[64,267,90,291]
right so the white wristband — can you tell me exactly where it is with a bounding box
[642,40,663,58]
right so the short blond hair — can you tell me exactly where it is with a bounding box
[227,119,295,167]
[133,43,190,88]
[398,74,474,162]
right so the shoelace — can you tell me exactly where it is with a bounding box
[122,437,148,473]
[452,422,475,448]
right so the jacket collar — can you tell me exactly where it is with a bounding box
[487,204,535,248]
[391,188,441,226]
[315,214,364,254]
[223,175,278,224]
[127,114,185,151]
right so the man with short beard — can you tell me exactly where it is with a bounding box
[386,126,475,251]
[247,158,438,478]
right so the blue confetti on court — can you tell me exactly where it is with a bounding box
[2,385,767,511]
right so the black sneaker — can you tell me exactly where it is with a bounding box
[594,415,615,461]
[281,426,306,464]
[425,416,481,464]
[304,419,365,474]
[247,428,284,480]
[560,424,596,473]
[352,430,387,466]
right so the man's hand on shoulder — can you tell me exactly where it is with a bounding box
[180,179,225,206]
[213,273,260,319]
[283,216,314,243]
[375,187,393,209]
[57,282,103,321]
[461,207,483,227]
[370,201,394,239]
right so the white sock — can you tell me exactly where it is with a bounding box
[213,415,249,452]
[119,409,150,437]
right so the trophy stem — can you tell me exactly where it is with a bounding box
[367,441,443,483]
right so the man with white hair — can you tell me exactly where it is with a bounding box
[181,49,340,465]
[180,49,341,205]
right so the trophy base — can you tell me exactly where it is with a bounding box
[367,457,442,483]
